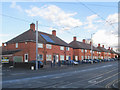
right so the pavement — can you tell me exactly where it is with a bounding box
[1,60,120,89]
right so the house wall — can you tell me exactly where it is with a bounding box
[4,42,73,63]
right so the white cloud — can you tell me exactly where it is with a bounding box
[10,2,23,12]
[84,14,98,30]
[25,5,82,30]
[93,29,118,50]
[106,13,118,25]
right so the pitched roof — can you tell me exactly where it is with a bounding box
[6,29,70,47]
[109,49,116,54]
[69,40,104,52]
[97,47,109,52]
[69,41,90,49]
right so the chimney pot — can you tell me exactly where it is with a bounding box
[108,47,110,50]
[98,43,100,47]
[90,41,92,45]
[52,30,56,36]
[73,36,76,41]
[83,39,86,43]
[30,23,35,31]
[102,45,104,48]
[2,43,4,47]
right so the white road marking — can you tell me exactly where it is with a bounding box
[88,77,102,83]
[86,72,119,88]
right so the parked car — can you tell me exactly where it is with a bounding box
[30,60,44,68]
[70,60,79,65]
[93,59,98,63]
[82,59,87,63]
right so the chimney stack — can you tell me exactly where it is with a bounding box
[30,23,35,31]
[98,43,100,47]
[90,41,92,45]
[52,30,56,36]
[2,43,4,47]
[73,36,76,41]
[83,39,86,43]
[102,45,104,48]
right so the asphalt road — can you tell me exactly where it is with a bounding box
[1,61,120,88]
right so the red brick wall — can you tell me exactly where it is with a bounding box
[4,42,73,62]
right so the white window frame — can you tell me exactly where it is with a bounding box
[38,54,43,60]
[81,56,84,60]
[75,56,78,61]
[60,55,64,61]
[46,44,52,49]
[16,43,18,48]
[66,55,69,60]
[46,55,52,61]
[85,49,87,52]
[60,46,64,50]
[66,47,70,51]
[38,43,43,48]
[81,49,83,52]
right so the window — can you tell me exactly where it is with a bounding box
[38,43,43,48]
[81,49,83,52]
[46,44,52,49]
[60,55,64,60]
[46,55,52,61]
[25,42,27,44]
[85,56,87,59]
[85,50,87,52]
[16,43,18,48]
[88,56,89,59]
[38,54,43,60]
[90,50,92,53]
[60,46,64,50]
[66,55,69,60]
[81,56,84,60]
[75,56,78,61]
[66,47,70,51]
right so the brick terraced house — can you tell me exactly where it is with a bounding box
[1,23,118,64]
[2,23,73,64]
[69,37,117,60]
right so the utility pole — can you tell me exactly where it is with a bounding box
[91,33,94,60]
[36,21,38,70]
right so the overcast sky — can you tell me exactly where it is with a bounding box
[0,1,118,51]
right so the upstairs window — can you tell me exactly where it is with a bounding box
[66,47,70,51]
[46,44,52,49]
[81,49,84,52]
[60,46,64,50]
[38,43,43,48]
[16,43,18,48]
[85,50,87,52]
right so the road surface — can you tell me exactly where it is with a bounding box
[2,61,119,88]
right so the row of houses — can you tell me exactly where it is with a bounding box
[1,23,118,64]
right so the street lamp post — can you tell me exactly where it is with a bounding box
[36,21,38,70]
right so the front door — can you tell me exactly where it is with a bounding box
[53,54,59,63]
[56,55,59,63]
[24,54,28,62]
